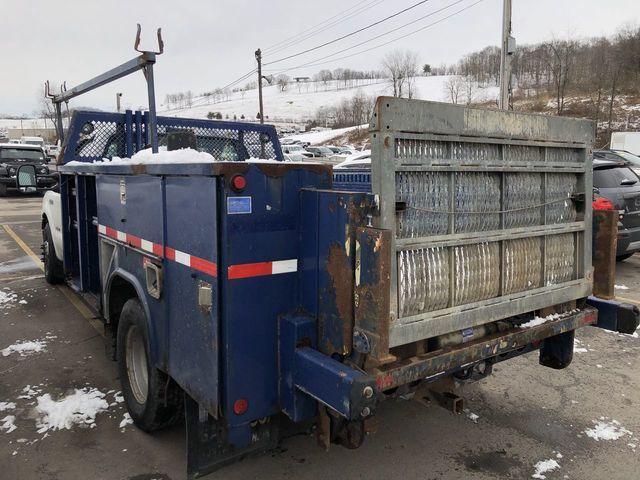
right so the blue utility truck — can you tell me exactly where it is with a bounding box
[34,98,600,478]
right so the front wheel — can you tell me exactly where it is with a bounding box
[116,298,183,432]
[43,223,64,284]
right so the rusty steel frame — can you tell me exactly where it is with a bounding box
[369,98,595,347]
[374,307,597,391]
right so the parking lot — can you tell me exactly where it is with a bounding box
[1,194,639,480]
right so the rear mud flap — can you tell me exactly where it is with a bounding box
[539,329,574,369]
[185,395,279,479]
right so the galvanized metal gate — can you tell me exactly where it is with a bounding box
[369,98,594,348]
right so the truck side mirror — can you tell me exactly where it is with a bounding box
[16,164,37,193]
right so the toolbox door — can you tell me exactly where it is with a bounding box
[165,176,219,417]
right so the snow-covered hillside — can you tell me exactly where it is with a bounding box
[161,76,499,124]
[1,76,498,131]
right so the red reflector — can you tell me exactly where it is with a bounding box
[231,175,246,191]
[593,197,615,211]
[233,398,248,415]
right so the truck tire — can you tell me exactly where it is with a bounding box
[43,223,64,284]
[117,298,183,432]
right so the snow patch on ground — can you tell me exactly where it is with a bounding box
[18,385,43,400]
[584,418,633,441]
[614,284,629,290]
[0,290,18,309]
[1,415,17,433]
[34,388,109,433]
[0,401,16,411]
[119,412,133,429]
[2,339,47,357]
[573,339,588,353]
[463,409,479,423]
[532,459,560,479]
[288,124,367,144]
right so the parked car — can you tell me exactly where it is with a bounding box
[594,149,640,176]
[0,143,58,196]
[20,136,46,148]
[45,143,61,159]
[593,158,640,261]
[305,146,335,158]
[325,146,343,154]
[282,144,314,161]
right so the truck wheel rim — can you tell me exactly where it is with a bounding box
[125,325,148,404]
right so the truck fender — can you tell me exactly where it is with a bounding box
[41,191,63,262]
[105,268,159,365]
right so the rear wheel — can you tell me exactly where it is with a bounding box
[43,223,64,284]
[117,298,183,432]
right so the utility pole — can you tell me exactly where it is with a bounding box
[255,48,264,124]
[116,92,123,113]
[499,0,515,110]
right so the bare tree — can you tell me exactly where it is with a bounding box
[276,74,290,92]
[37,83,61,138]
[382,50,419,98]
[382,50,404,97]
[443,76,464,104]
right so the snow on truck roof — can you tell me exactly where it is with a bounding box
[61,148,327,176]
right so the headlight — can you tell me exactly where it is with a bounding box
[7,166,16,175]
[38,166,49,174]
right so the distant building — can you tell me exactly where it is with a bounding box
[294,77,310,83]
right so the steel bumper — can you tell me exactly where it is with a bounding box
[374,307,598,391]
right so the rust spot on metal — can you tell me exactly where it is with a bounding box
[255,162,332,178]
[592,209,618,299]
[131,164,147,175]
[325,243,354,355]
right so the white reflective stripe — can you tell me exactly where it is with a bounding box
[98,224,106,235]
[174,250,191,267]
[271,259,297,275]
[116,231,126,242]
[141,239,154,253]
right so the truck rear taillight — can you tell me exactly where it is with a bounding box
[231,174,246,192]
[233,398,248,415]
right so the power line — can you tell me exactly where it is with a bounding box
[269,0,485,76]
[266,0,386,56]
[264,0,380,54]
[263,0,434,66]
[265,0,467,75]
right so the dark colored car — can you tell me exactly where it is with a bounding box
[593,158,640,261]
[0,144,58,196]
[594,149,640,176]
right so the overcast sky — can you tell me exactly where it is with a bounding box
[2,0,638,116]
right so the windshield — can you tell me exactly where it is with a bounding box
[0,148,46,162]
[287,145,302,151]
[612,150,640,167]
[24,140,43,146]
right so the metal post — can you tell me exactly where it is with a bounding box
[116,93,123,113]
[255,48,264,125]
[145,62,159,153]
[54,102,64,143]
[499,0,514,110]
